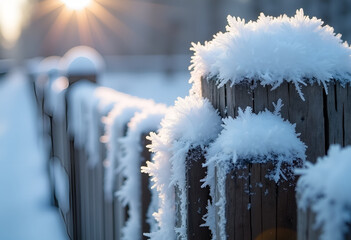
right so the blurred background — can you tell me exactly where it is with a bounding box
[1,0,351,71]
[0,1,350,239]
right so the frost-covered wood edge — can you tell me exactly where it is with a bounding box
[201,77,351,240]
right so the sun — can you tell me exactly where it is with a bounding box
[61,0,92,10]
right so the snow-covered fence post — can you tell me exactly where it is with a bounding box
[191,9,351,165]
[190,10,351,239]
[103,97,159,240]
[142,96,222,239]
[140,133,152,238]
[62,46,104,240]
[296,145,351,240]
[202,106,306,240]
[182,146,211,240]
[200,78,351,165]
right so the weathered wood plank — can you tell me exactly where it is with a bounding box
[276,162,299,240]
[266,82,290,119]
[250,163,262,240]
[202,79,340,165]
[186,147,211,240]
[227,82,254,118]
[231,162,251,240]
[201,77,211,101]
[141,134,152,239]
[73,145,82,240]
[253,84,269,113]
[344,84,351,146]
[288,83,325,163]
[214,166,221,240]
[260,161,277,239]
[79,148,87,240]
[327,83,344,147]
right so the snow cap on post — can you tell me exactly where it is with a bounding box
[202,101,306,239]
[38,56,63,76]
[189,9,351,99]
[60,45,105,77]
[296,145,351,240]
[206,100,306,182]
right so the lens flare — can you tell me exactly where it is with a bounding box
[61,0,92,10]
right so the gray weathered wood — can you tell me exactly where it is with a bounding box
[222,160,299,240]
[175,146,211,239]
[186,147,211,240]
[201,79,351,240]
[225,161,251,240]
[200,79,351,164]
[141,134,152,239]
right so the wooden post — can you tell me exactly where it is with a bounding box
[100,123,114,240]
[200,78,344,239]
[201,78,351,164]
[60,73,97,239]
[219,159,301,240]
[140,134,152,239]
[113,123,129,240]
[175,146,211,239]
[186,147,211,239]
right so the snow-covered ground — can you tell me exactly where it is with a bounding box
[0,70,68,240]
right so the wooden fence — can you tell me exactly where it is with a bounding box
[30,65,351,240]
[33,72,159,240]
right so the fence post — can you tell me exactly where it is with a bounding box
[186,146,211,239]
[201,78,351,164]
[175,146,211,239]
[296,145,351,240]
[218,159,302,240]
[140,134,152,239]
[65,74,97,239]
[113,123,129,240]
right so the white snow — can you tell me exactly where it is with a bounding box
[189,9,351,99]
[296,145,351,240]
[44,76,69,120]
[38,56,63,75]
[0,70,67,240]
[67,81,96,149]
[103,94,156,200]
[202,101,306,240]
[52,157,70,214]
[117,105,168,240]
[60,45,105,75]
[142,95,222,240]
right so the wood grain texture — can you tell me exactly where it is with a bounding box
[201,79,351,240]
[250,163,262,240]
[141,134,152,239]
[344,84,351,146]
[226,161,251,240]
[186,147,211,240]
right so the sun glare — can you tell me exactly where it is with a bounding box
[61,0,92,10]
